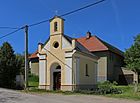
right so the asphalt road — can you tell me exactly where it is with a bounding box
[0,88,140,103]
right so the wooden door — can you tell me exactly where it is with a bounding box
[53,72,61,90]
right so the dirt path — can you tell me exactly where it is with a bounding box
[0,88,139,103]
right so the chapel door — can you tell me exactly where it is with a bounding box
[53,72,61,90]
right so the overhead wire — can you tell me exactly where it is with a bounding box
[0,0,106,40]
[28,0,106,28]
[0,27,20,29]
[0,26,24,40]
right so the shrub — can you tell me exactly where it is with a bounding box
[96,81,122,94]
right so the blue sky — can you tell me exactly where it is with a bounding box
[0,0,140,54]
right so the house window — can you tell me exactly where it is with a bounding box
[85,64,89,76]
[54,22,58,32]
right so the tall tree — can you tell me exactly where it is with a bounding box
[16,54,25,75]
[124,34,140,91]
[0,42,20,88]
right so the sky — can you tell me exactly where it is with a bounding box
[0,0,140,54]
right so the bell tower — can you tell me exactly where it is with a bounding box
[50,16,64,36]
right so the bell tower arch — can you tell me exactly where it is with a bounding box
[50,16,64,36]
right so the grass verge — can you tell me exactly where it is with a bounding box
[106,85,140,100]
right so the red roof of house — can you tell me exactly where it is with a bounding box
[29,50,38,59]
[76,36,108,52]
[76,35,123,56]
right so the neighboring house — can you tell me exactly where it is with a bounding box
[29,50,39,75]
[29,16,136,91]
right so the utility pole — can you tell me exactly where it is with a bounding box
[24,25,29,89]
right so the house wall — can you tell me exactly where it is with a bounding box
[107,51,124,82]
[30,62,39,76]
[29,58,39,76]
[93,51,124,83]
[93,51,108,82]
[73,52,98,90]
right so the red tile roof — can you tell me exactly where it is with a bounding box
[76,35,124,56]
[29,50,38,59]
[76,36,108,52]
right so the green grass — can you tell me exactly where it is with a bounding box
[28,74,39,87]
[106,85,140,100]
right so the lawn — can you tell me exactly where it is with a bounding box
[106,85,140,100]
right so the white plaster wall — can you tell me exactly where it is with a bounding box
[65,52,73,58]
[39,55,47,86]
[62,36,72,49]
[65,58,72,85]
[42,40,50,54]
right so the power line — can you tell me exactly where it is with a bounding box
[0,0,106,40]
[60,0,106,17]
[29,19,50,27]
[0,27,20,29]
[28,0,106,28]
[0,27,24,40]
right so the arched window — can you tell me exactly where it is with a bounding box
[54,22,58,32]
[56,65,61,69]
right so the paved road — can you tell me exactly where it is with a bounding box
[0,88,140,103]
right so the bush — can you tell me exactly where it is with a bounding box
[96,81,122,94]
[73,81,122,95]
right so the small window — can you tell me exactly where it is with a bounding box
[53,41,59,48]
[54,22,58,32]
[85,64,89,76]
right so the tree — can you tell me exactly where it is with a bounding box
[124,34,140,92]
[16,54,25,75]
[0,42,21,88]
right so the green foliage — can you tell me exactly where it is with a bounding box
[124,34,140,73]
[73,81,122,95]
[112,81,118,86]
[96,81,122,94]
[16,54,25,75]
[0,42,22,88]
[28,74,39,87]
